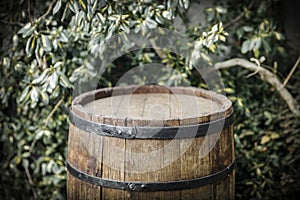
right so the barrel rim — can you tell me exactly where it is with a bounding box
[69,109,233,139]
[71,85,232,127]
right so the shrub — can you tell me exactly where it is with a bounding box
[0,0,299,199]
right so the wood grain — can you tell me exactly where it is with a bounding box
[67,85,234,199]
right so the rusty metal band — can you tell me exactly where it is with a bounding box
[69,110,233,139]
[66,160,235,192]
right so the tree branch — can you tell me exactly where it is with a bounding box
[36,0,57,23]
[224,0,255,28]
[28,96,64,154]
[44,95,64,125]
[24,165,37,199]
[27,0,33,24]
[149,38,166,59]
[282,55,300,87]
[214,58,300,116]
[0,20,24,27]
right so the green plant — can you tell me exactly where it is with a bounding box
[0,0,299,199]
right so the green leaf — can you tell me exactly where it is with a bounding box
[261,135,270,145]
[25,36,33,56]
[22,159,29,168]
[254,49,260,58]
[97,13,106,24]
[27,36,37,57]
[38,88,49,104]
[206,10,215,22]
[53,39,58,50]
[59,31,68,43]
[61,2,69,21]
[211,23,219,32]
[108,15,119,21]
[145,18,157,29]
[41,35,52,51]
[249,38,255,51]
[270,132,280,139]
[22,152,30,158]
[106,23,117,39]
[237,98,244,107]
[243,26,254,32]
[2,57,10,67]
[262,40,271,53]
[69,0,79,13]
[22,25,36,38]
[53,61,63,68]
[253,38,261,50]
[120,23,130,34]
[53,0,62,15]
[49,72,58,89]
[19,86,30,102]
[30,87,39,102]
[179,0,190,10]
[264,111,273,125]
[32,69,49,84]
[273,32,284,40]
[79,0,87,10]
[18,23,31,34]
[256,168,262,176]
[224,88,235,94]
[162,10,171,20]
[57,71,72,88]
[34,39,40,56]
[42,163,47,175]
[215,6,227,14]
[236,28,244,39]
[241,39,250,54]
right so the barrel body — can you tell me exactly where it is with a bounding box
[67,85,234,200]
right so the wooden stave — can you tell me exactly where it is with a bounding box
[67,85,234,199]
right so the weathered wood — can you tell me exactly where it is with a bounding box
[67,85,234,199]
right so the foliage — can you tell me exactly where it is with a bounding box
[0,0,299,199]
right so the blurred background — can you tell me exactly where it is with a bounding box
[0,0,299,199]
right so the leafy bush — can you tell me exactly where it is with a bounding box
[0,0,299,199]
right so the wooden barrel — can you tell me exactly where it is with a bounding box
[67,85,234,200]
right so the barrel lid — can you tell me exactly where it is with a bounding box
[71,85,232,127]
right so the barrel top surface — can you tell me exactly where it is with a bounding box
[83,93,220,119]
[71,85,232,126]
